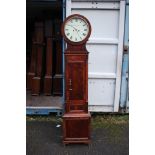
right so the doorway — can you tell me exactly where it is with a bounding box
[26,0,64,115]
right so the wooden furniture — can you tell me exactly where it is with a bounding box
[53,20,63,95]
[61,14,92,144]
[63,113,91,144]
[27,35,36,90]
[53,40,63,95]
[32,22,44,95]
[31,44,44,95]
[44,20,53,95]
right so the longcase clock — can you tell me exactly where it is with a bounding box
[61,14,92,144]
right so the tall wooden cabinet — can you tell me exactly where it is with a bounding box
[61,14,92,144]
[53,20,63,95]
[44,20,53,95]
[31,22,45,95]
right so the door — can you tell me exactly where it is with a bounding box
[65,54,88,112]
[66,0,125,112]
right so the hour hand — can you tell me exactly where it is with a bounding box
[76,31,83,41]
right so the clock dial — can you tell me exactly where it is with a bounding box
[64,17,89,42]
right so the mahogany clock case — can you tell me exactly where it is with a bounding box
[26,0,63,107]
[62,14,92,144]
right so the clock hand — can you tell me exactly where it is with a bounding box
[67,24,77,30]
[67,25,82,33]
[76,31,83,41]
[68,24,79,27]
[67,24,84,40]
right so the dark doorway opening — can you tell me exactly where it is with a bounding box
[26,0,63,114]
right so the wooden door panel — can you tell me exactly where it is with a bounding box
[69,62,85,100]
[65,55,87,102]
[65,119,89,138]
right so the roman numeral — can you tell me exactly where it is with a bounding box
[83,33,86,36]
[84,29,87,31]
[70,36,72,40]
[65,29,68,31]
[75,38,77,41]
[67,33,70,36]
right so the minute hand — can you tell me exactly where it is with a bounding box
[67,24,78,31]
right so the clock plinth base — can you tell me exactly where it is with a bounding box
[27,72,35,90]
[31,77,41,95]
[63,113,91,144]
[44,75,52,95]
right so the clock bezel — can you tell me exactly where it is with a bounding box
[61,14,91,45]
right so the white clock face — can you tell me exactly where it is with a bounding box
[64,17,89,42]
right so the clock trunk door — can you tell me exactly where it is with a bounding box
[65,54,88,112]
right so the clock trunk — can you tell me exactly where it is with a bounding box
[65,53,88,113]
